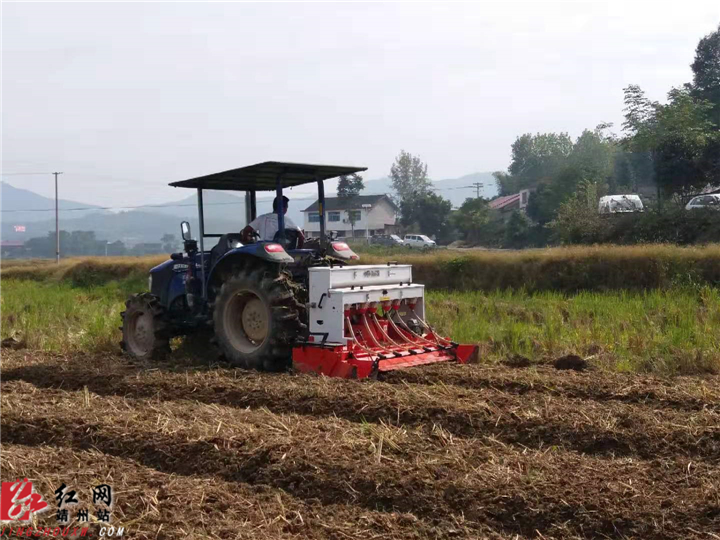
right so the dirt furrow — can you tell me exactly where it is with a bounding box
[1,443,479,540]
[382,363,720,413]
[3,380,720,539]
[3,354,719,462]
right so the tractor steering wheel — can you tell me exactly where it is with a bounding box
[272,228,303,250]
[241,226,261,244]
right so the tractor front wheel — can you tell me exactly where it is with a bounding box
[121,293,170,361]
[212,264,303,371]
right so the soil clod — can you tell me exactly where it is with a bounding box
[554,354,588,371]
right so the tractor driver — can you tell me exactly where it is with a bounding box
[241,195,305,247]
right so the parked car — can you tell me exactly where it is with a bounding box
[369,234,404,247]
[685,194,720,210]
[598,194,644,214]
[404,234,436,249]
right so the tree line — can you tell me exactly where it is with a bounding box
[19,231,180,258]
[383,24,720,248]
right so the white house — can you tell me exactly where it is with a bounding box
[303,195,398,238]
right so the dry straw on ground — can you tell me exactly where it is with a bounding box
[2,350,720,539]
[4,244,720,291]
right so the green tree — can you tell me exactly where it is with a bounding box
[337,173,365,199]
[548,180,604,244]
[503,210,533,248]
[337,173,365,238]
[492,171,514,196]
[690,23,720,125]
[67,231,100,255]
[621,84,660,145]
[390,150,432,203]
[107,240,127,256]
[609,152,638,193]
[569,127,616,180]
[400,192,453,243]
[161,233,177,253]
[25,233,55,258]
[452,197,492,243]
[495,132,573,195]
[25,230,106,257]
[623,85,719,204]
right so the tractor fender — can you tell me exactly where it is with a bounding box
[166,271,189,309]
[150,258,192,309]
[207,243,293,293]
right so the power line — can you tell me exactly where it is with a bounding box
[3,187,492,215]
[1,172,55,176]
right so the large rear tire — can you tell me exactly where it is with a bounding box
[212,263,304,371]
[120,293,171,361]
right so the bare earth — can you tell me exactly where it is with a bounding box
[1,351,719,539]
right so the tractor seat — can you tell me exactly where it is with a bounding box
[210,233,244,267]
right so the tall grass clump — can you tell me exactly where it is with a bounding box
[362,244,720,292]
[2,256,166,285]
[426,286,720,375]
[1,276,146,353]
[4,245,720,292]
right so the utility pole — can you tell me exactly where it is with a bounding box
[460,182,484,199]
[362,203,372,243]
[53,172,63,263]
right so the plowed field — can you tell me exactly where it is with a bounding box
[2,351,719,539]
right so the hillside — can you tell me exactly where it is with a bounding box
[1,182,104,223]
[362,172,498,207]
[2,171,497,244]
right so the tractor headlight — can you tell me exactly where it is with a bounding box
[148,275,153,292]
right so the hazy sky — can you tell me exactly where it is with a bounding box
[2,1,719,208]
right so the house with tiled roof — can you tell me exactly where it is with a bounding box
[489,189,531,220]
[302,194,398,238]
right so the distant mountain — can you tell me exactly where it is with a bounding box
[1,182,104,223]
[136,190,306,230]
[2,171,499,245]
[0,209,243,246]
[361,172,498,208]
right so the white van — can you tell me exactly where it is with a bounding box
[404,234,436,249]
[598,195,644,214]
[685,194,720,210]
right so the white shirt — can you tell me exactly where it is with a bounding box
[248,212,300,241]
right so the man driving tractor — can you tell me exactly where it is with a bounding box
[241,195,304,247]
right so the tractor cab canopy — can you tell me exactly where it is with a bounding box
[171,161,366,239]
[170,161,367,247]
[170,161,366,192]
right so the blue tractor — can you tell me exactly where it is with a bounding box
[120,162,363,370]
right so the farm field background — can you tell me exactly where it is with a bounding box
[3,245,720,375]
[2,246,720,538]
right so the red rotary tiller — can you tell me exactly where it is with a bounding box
[292,264,478,378]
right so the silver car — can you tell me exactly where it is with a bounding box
[685,194,720,210]
[369,234,404,247]
[404,234,436,249]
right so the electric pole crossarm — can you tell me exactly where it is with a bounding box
[459,182,485,198]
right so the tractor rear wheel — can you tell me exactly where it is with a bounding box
[121,293,170,361]
[212,263,303,371]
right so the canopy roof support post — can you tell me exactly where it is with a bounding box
[250,191,257,221]
[276,175,285,246]
[244,192,252,225]
[317,176,326,250]
[197,188,206,300]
